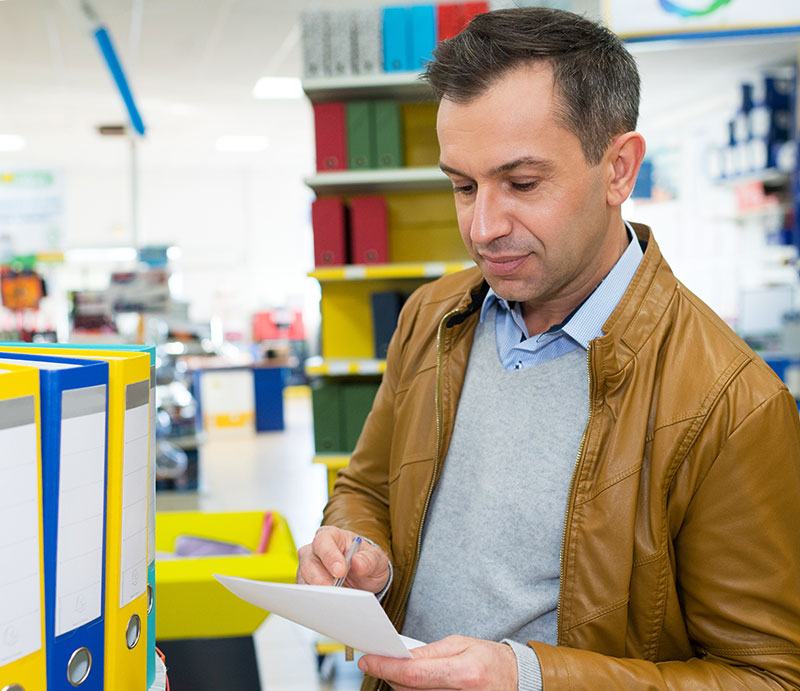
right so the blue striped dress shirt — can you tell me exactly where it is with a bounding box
[480,224,644,371]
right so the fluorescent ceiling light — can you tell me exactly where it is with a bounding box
[215,135,269,153]
[252,77,304,100]
[0,135,26,152]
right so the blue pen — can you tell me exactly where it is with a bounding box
[333,536,362,587]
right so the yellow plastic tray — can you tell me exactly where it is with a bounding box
[155,510,298,640]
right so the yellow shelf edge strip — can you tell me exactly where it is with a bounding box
[309,260,474,282]
[305,358,387,376]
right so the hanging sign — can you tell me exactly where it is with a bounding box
[0,170,64,259]
[605,0,800,40]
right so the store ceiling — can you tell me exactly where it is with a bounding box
[0,0,388,167]
[0,0,798,166]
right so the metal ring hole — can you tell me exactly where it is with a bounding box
[67,647,92,686]
[2,684,26,691]
[126,613,141,649]
[147,582,154,614]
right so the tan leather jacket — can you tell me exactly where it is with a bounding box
[323,224,800,690]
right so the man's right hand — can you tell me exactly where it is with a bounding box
[296,526,391,594]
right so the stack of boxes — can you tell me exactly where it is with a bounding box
[301,3,489,78]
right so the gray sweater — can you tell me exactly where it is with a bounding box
[401,314,589,689]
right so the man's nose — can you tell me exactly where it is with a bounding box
[470,186,512,246]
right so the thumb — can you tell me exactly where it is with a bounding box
[352,544,388,575]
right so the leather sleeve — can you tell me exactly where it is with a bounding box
[320,285,427,562]
[533,388,800,689]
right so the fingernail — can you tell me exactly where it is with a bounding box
[358,659,367,673]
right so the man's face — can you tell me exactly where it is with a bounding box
[437,63,619,312]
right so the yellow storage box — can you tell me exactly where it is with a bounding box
[155,510,298,640]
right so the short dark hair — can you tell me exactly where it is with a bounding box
[423,7,640,165]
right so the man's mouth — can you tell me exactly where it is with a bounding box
[481,254,529,276]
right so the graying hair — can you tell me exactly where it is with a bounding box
[423,8,640,165]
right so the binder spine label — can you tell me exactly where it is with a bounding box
[148,377,156,565]
[119,382,149,608]
[0,396,42,665]
[56,385,107,636]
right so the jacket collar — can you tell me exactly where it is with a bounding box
[598,223,676,371]
[448,223,675,373]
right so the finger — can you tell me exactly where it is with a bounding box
[298,541,340,585]
[313,527,352,579]
[297,554,339,586]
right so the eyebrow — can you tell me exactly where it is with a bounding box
[439,156,555,179]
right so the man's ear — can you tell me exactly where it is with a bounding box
[606,132,646,208]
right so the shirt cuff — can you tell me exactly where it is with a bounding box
[361,536,393,601]
[503,639,543,691]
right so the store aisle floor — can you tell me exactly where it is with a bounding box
[156,387,364,690]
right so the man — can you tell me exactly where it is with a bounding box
[297,8,800,690]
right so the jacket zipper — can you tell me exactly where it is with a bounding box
[393,306,464,626]
[556,342,594,644]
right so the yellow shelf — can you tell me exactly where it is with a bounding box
[309,260,474,282]
[313,454,352,496]
[305,357,386,376]
[313,453,352,468]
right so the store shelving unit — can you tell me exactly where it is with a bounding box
[312,453,352,496]
[303,71,470,477]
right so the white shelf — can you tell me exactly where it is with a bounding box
[305,166,449,194]
[716,168,791,189]
[302,72,433,102]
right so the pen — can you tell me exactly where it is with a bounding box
[333,536,362,587]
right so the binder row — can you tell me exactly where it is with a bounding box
[0,343,157,691]
[302,3,489,78]
[312,379,382,453]
[312,196,389,267]
[314,100,403,172]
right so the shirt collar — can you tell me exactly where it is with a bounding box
[479,221,644,348]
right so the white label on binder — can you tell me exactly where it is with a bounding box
[56,387,107,636]
[0,404,42,665]
[120,388,149,607]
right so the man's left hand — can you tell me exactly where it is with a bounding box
[357,635,518,690]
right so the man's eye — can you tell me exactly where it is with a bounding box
[511,181,538,191]
[453,183,475,195]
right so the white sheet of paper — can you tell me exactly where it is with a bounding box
[215,574,425,658]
